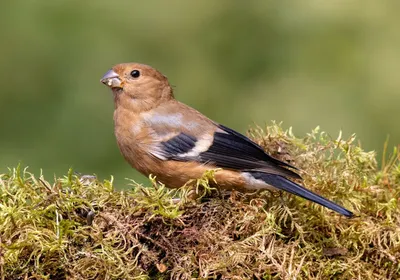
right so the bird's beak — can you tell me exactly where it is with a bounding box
[100,70,122,89]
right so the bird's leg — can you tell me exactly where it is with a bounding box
[228,189,238,203]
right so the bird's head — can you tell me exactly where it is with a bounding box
[100,63,173,111]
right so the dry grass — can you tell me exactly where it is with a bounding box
[1,122,399,279]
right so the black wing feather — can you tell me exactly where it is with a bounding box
[159,125,300,179]
[217,124,297,169]
[161,133,197,155]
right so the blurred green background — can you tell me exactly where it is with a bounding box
[1,1,399,188]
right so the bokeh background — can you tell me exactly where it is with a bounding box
[1,1,399,188]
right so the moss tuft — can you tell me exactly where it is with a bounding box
[1,123,399,279]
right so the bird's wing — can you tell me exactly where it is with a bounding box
[152,122,301,179]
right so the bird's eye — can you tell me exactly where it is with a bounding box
[130,70,140,78]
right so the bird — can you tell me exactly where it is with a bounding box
[100,62,353,217]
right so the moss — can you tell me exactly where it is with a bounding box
[0,122,399,279]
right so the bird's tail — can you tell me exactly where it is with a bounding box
[249,172,353,217]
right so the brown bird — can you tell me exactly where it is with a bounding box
[100,63,353,217]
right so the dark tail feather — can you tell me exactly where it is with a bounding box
[250,172,353,217]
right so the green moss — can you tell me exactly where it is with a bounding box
[1,123,399,279]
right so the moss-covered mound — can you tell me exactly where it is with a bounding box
[1,123,399,279]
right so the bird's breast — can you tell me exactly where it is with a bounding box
[113,109,159,172]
